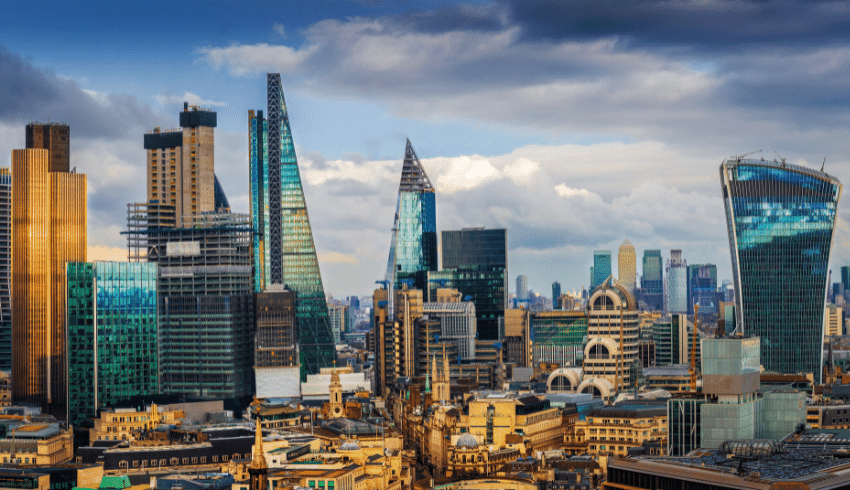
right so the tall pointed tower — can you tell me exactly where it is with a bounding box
[252,73,335,375]
[248,418,268,490]
[385,140,437,290]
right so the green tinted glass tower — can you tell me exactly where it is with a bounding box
[721,158,842,379]
[259,73,335,375]
[67,262,158,426]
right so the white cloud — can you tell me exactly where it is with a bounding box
[155,92,226,107]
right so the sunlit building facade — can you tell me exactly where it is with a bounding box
[0,168,10,370]
[618,239,636,291]
[66,261,158,426]
[721,158,842,379]
[12,141,86,421]
[249,74,336,375]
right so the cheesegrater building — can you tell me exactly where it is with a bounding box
[721,158,842,379]
[249,73,335,375]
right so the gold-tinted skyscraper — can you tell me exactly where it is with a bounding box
[618,239,636,291]
[12,125,86,421]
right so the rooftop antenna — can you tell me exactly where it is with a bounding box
[735,149,762,162]
[821,157,826,172]
[774,151,787,167]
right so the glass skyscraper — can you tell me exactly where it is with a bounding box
[386,139,437,289]
[592,250,612,289]
[641,250,664,310]
[67,262,158,426]
[249,74,335,375]
[721,158,842,379]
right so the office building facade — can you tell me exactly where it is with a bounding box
[721,158,842,378]
[641,250,664,311]
[551,282,561,307]
[592,250,612,289]
[687,263,717,313]
[433,228,508,340]
[386,139,437,289]
[618,239,636,290]
[12,133,86,420]
[25,123,69,173]
[248,74,335,375]
[516,275,529,302]
[254,287,299,398]
[666,250,687,313]
[423,301,476,360]
[0,168,10,370]
[66,262,158,425]
[531,310,587,367]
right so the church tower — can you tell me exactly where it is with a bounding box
[248,418,268,490]
[328,370,344,418]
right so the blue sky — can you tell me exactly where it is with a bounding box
[2,0,850,297]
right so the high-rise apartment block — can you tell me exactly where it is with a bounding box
[66,262,158,426]
[386,140,437,289]
[144,103,217,227]
[641,250,664,311]
[249,74,335,374]
[618,240,636,290]
[12,122,86,421]
[592,250,612,289]
[666,250,687,313]
[0,168,10,370]
[721,158,842,378]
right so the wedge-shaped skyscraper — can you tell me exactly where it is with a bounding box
[386,139,437,289]
[250,74,335,375]
[721,158,842,379]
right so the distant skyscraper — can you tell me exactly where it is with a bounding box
[144,103,218,227]
[12,128,87,421]
[248,109,268,292]
[641,250,663,310]
[429,228,508,340]
[687,263,718,313]
[552,281,561,308]
[592,250,612,288]
[516,275,529,302]
[721,158,842,379]
[842,266,850,290]
[666,250,687,313]
[0,168,9,370]
[257,73,335,375]
[386,139,437,289]
[66,262,158,426]
[618,240,636,290]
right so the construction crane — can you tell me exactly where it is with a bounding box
[690,304,699,392]
[735,149,762,162]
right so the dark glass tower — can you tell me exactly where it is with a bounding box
[641,250,664,311]
[592,250,612,289]
[386,139,437,289]
[426,228,508,340]
[721,158,842,379]
[251,73,335,375]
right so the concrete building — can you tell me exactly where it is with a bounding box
[503,309,531,367]
[618,240,636,291]
[826,303,844,341]
[581,278,640,397]
[575,402,667,458]
[424,300,477,360]
[144,103,216,227]
[12,125,87,421]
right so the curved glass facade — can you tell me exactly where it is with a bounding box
[721,159,842,379]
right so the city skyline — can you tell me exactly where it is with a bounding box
[2,1,850,296]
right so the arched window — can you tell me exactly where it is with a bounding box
[588,344,610,360]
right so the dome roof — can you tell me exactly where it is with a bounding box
[455,433,479,449]
[339,441,361,451]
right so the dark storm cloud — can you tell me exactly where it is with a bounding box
[0,46,159,139]
[506,0,850,49]
[388,3,509,33]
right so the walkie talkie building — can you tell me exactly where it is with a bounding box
[721,158,842,379]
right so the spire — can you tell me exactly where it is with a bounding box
[398,139,433,192]
[250,416,268,469]
[442,343,449,384]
